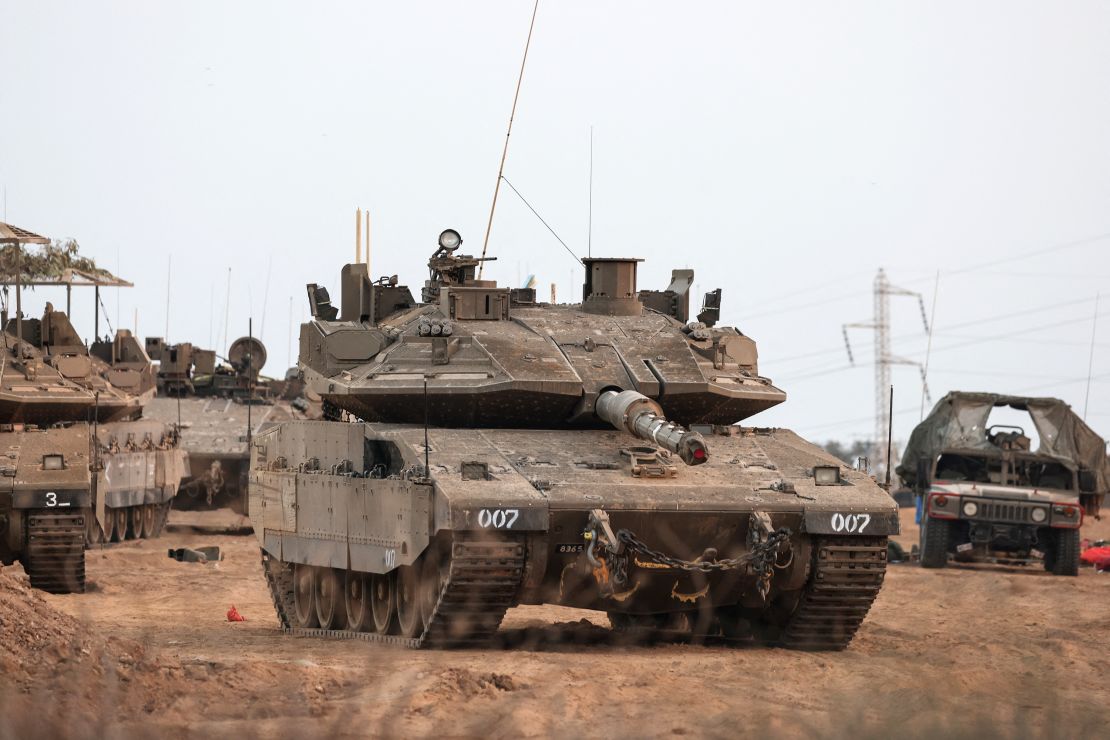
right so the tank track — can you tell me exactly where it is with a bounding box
[780,535,888,650]
[25,510,87,594]
[263,535,525,648]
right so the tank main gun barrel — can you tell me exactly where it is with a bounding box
[595,390,709,465]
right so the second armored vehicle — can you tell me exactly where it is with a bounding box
[250,231,898,650]
[899,392,1108,574]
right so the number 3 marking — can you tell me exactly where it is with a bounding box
[478,508,520,529]
[831,512,870,533]
[45,492,57,507]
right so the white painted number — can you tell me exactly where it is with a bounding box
[830,512,870,533]
[477,508,520,529]
[45,492,57,507]
[384,549,396,569]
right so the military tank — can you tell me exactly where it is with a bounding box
[0,223,186,593]
[250,231,897,650]
[144,336,320,513]
[9,306,187,547]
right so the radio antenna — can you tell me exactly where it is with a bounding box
[478,0,541,279]
[588,125,593,258]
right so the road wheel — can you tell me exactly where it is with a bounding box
[919,516,951,568]
[370,572,395,635]
[418,547,444,631]
[1048,529,1080,576]
[315,567,347,630]
[85,514,104,546]
[395,565,423,638]
[293,564,319,628]
[111,508,128,543]
[345,571,372,632]
[140,504,157,538]
[128,506,143,540]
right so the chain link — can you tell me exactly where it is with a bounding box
[606,527,792,591]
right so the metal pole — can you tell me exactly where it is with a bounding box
[423,378,430,476]
[164,255,172,343]
[247,318,253,450]
[885,385,894,489]
[1083,292,1100,420]
[15,243,22,356]
[66,284,71,316]
[94,285,100,340]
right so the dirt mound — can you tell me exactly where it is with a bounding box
[432,667,523,699]
[0,570,93,687]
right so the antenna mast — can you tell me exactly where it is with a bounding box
[588,125,593,258]
[478,0,541,279]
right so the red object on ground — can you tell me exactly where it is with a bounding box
[227,605,247,622]
[1080,546,1110,571]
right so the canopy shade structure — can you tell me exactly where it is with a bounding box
[0,221,50,245]
[6,267,133,288]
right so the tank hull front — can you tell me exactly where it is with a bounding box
[249,420,896,649]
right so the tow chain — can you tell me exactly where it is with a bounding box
[583,509,792,600]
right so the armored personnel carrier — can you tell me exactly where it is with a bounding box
[899,392,1108,574]
[145,336,319,513]
[249,230,897,650]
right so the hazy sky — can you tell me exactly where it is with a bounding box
[2,1,1108,450]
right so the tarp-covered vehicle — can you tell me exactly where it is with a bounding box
[898,392,1108,575]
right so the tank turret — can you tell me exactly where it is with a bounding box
[298,230,786,429]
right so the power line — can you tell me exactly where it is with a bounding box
[740,232,1110,325]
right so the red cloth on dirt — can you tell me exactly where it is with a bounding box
[227,605,247,622]
[1080,546,1110,570]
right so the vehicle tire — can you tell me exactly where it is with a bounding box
[293,564,319,628]
[395,565,423,638]
[140,504,157,539]
[129,506,144,540]
[111,508,128,543]
[418,547,444,631]
[1049,529,1080,577]
[345,572,372,632]
[919,516,951,569]
[370,572,395,635]
[314,567,347,629]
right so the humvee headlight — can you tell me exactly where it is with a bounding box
[42,454,64,471]
[438,229,462,251]
[962,501,978,517]
[813,465,841,486]
[1030,507,1047,523]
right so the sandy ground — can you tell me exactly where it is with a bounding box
[2,508,1108,739]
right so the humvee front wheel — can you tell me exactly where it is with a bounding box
[919,517,951,568]
[1045,529,1080,577]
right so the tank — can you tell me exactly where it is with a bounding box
[7,306,188,548]
[250,231,898,650]
[0,222,186,593]
[144,337,320,513]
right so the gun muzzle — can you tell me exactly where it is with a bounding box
[595,389,709,465]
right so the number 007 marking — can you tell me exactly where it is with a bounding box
[477,508,520,529]
[830,512,870,533]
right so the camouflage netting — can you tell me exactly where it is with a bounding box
[898,391,1110,515]
[0,239,118,283]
